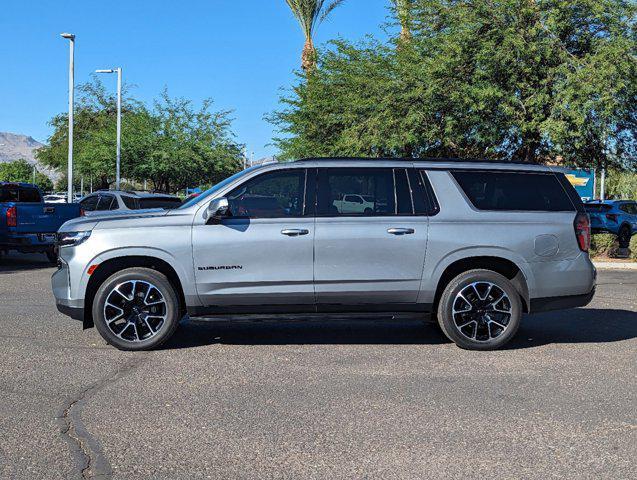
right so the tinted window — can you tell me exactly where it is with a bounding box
[452,171,574,212]
[80,196,99,211]
[121,196,139,209]
[585,204,612,213]
[0,185,41,202]
[318,168,400,216]
[226,169,306,218]
[316,168,417,216]
[95,194,116,211]
[619,203,637,214]
[139,197,182,209]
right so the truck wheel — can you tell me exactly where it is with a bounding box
[437,269,522,351]
[45,248,58,264]
[92,268,181,351]
[618,224,632,248]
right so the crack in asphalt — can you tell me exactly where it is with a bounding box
[55,354,149,479]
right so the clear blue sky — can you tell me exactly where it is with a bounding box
[0,0,393,159]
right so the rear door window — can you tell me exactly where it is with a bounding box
[451,170,575,212]
[317,168,413,216]
[121,196,140,209]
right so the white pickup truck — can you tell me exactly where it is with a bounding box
[332,193,375,214]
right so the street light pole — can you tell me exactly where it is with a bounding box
[96,67,122,190]
[61,33,75,202]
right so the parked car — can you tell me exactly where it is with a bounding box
[585,200,637,247]
[1,182,82,263]
[53,159,595,351]
[78,191,182,216]
[43,194,67,204]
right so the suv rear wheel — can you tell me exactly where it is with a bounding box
[92,268,181,351]
[437,269,522,350]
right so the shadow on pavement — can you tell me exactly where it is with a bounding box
[0,252,53,274]
[163,315,450,349]
[161,308,637,350]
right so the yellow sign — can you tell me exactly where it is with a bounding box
[565,174,590,187]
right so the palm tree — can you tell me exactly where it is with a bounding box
[394,0,412,41]
[284,0,345,72]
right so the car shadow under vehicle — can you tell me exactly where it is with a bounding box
[160,308,637,351]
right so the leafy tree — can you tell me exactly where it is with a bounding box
[271,0,637,169]
[37,79,244,193]
[131,90,243,193]
[284,0,346,72]
[0,159,53,191]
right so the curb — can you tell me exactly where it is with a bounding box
[593,261,637,270]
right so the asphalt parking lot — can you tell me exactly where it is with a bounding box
[0,252,635,479]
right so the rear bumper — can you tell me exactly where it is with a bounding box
[530,287,596,313]
[1,232,56,251]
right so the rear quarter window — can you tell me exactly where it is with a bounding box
[0,186,41,202]
[139,197,182,209]
[451,170,575,212]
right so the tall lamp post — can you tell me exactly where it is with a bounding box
[96,67,122,190]
[61,33,75,202]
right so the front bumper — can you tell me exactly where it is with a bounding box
[56,302,84,321]
[52,260,84,321]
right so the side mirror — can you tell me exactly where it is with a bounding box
[206,197,229,223]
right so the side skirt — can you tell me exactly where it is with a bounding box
[188,303,433,317]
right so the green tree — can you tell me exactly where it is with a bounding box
[131,90,243,193]
[37,79,244,193]
[271,0,637,169]
[284,0,346,72]
[0,159,53,191]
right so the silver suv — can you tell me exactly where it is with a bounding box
[52,159,596,351]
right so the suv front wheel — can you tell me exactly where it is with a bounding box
[437,269,522,350]
[93,268,181,351]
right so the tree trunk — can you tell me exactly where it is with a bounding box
[302,38,316,72]
[399,21,412,42]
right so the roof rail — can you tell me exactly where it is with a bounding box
[292,157,542,166]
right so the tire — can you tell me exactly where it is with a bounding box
[618,224,632,249]
[437,269,522,351]
[92,267,181,351]
[45,248,58,264]
[363,207,373,215]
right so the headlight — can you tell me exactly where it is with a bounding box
[57,231,91,247]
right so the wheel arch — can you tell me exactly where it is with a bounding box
[432,255,530,313]
[83,255,187,329]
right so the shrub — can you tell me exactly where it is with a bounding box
[590,234,617,258]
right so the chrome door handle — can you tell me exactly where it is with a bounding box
[387,228,415,235]
[281,229,309,237]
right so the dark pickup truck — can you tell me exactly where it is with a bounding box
[0,182,82,263]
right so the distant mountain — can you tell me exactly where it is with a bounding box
[0,132,59,180]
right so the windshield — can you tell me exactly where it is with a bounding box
[178,166,262,209]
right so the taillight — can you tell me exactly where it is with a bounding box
[605,213,618,223]
[80,208,86,217]
[574,213,591,252]
[6,206,17,227]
